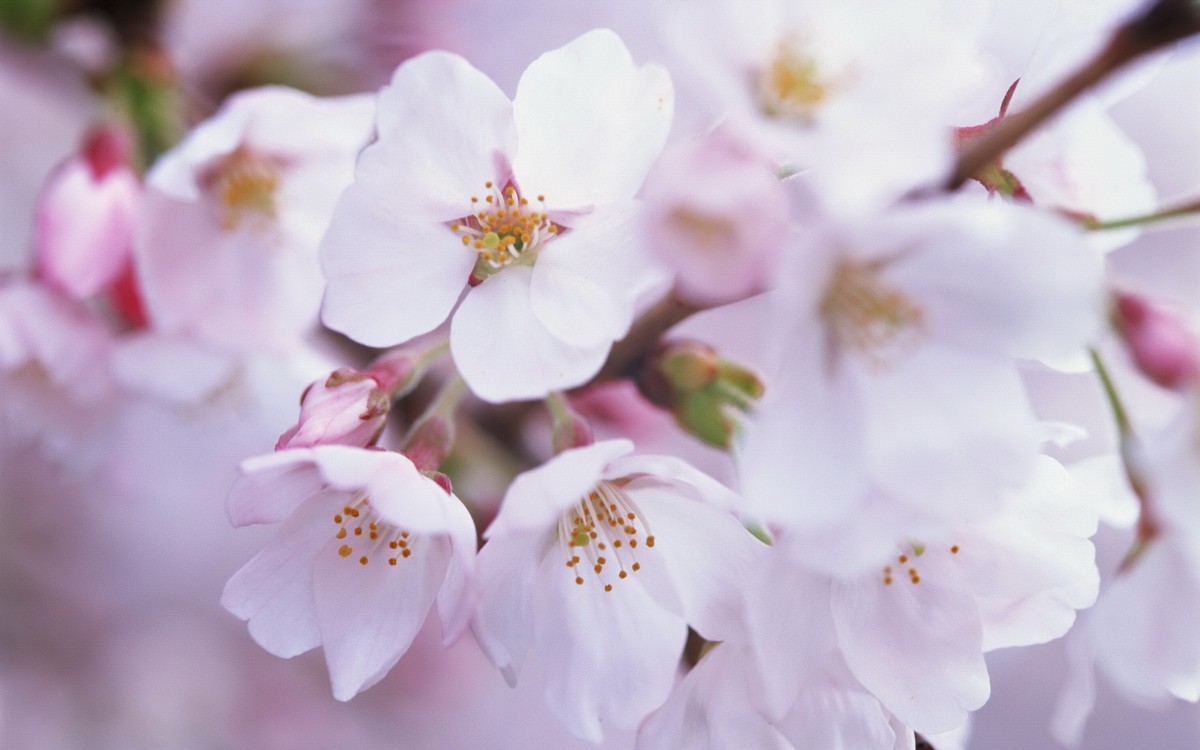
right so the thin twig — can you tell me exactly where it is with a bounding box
[946,0,1200,192]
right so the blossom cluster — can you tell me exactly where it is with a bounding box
[2,0,1200,748]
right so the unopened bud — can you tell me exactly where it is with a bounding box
[1113,290,1200,390]
[34,124,141,301]
[276,368,389,450]
[403,415,454,473]
[641,340,765,449]
[658,341,719,394]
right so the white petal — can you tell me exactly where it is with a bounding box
[535,550,687,741]
[320,185,474,347]
[775,685,898,750]
[221,493,334,658]
[472,529,546,685]
[637,644,794,750]
[743,553,839,719]
[312,533,451,700]
[863,345,1040,519]
[529,205,655,348]
[226,449,325,526]
[1091,542,1200,703]
[240,88,375,156]
[884,202,1104,363]
[368,51,517,222]
[435,494,479,646]
[486,439,634,538]
[833,571,989,734]
[737,325,869,530]
[513,29,673,209]
[957,458,1099,650]
[309,446,465,534]
[631,487,767,640]
[1050,627,1099,747]
[606,453,740,510]
[450,265,610,402]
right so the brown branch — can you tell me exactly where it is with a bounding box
[945,0,1200,192]
[589,291,701,385]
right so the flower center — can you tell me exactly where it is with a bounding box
[757,35,832,123]
[559,480,656,592]
[881,541,960,586]
[200,146,284,232]
[819,258,925,367]
[452,181,560,285]
[667,207,738,252]
[332,494,414,568]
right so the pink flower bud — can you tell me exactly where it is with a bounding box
[1114,290,1200,391]
[275,369,390,450]
[642,132,788,307]
[34,125,141,300]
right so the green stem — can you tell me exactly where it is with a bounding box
[546,391,593,454]
[1091,347,1160,572]
[1089,347,1133,438]
[1085,198,1200,232]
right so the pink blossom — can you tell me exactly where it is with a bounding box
[642,132,788,306]
[321,29,673,402]
[135,86,374,352]
[222,445,477,700]
[472,439,764,740]
[739,195,1104,551]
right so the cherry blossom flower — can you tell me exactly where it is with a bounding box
[135,86,374,352]
[637,643,911,750]
[472,439,764,740]
[662,0,984,210]
[320,29,673,402]
[738,195,1104,547]
[641,132,788,307]
[744,456,1098,736]
[222,445,477,700]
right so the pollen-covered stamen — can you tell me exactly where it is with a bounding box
[757,35,834,123]
[199,146,286,232]
[820,258,925,367]
[559,480,655,592]
[880,542,961,586]
[333,494,415,568]
[452,181,560,283]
